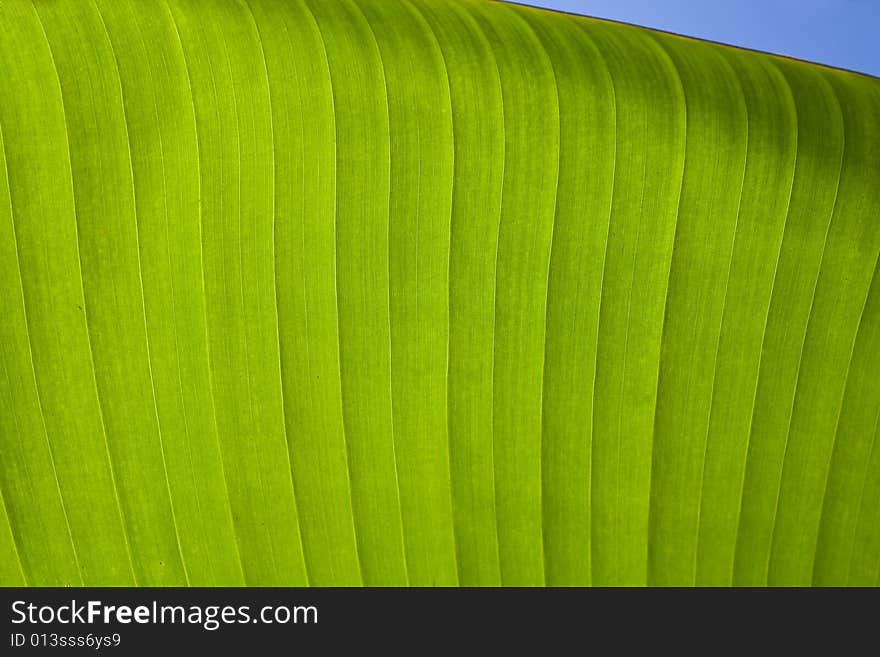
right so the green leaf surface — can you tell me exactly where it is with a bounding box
[1,0,878,586]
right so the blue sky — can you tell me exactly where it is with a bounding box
[508,0,879,77]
